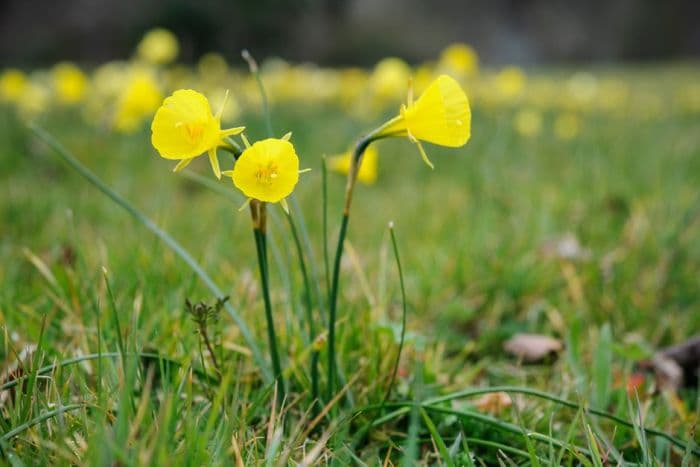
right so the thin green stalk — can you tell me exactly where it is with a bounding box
[288,194,325,325]
[286,212,319,409]
[242,49,273,137]
[103,270,126,372]
[326,128,388,401]
[420,407,455,467]
[383,222,407,404]
[90,294,104,406]
[322,156,331,301]
[2,404,86,442]
[29,124,272,383]
[253,225,284,398]
[327,211,349,400]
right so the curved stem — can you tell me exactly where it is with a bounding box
[326,129,388,401]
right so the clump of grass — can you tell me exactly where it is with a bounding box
[1,63,699,464]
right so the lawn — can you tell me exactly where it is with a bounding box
[1,56,700,464]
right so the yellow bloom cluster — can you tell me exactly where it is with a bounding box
[151,89,301,207]
[3,27,699,187]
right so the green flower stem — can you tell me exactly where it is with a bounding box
[326,117,400,401]
[326,210,350,401]
[251,202,285,398]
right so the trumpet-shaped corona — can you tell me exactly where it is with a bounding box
[227,138,300,204]
[151,89,244,178]
[329,145,378,185]
[379,74,471,168]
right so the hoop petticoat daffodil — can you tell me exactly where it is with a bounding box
[376,74,471,168]
[223,133,309,213]
[151,89,244,179]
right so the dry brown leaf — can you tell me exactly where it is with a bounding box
[636,335,700,392]
[503,333,563,363]
[474,392,512,414]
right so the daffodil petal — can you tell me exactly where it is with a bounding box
[221,126,245,137]
[173,157,195,172]
[414,140,435,170]
[208,148,221,179]
[216,89,229,120]
[238,198,253,212]
[280,198,290,214]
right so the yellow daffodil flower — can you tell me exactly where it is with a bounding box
[0,69,28,103]
[114,70,163,133]
[137,28,179,65]
[224,136,301,207]
[151,89,244,178]
[51,62,88,104]
[439,43,479,77]
[378,74,471,168]
[496,66,526,99]
[329,145,378,185]
[370,57,411,101]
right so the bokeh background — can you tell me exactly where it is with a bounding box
[2,0,700,67]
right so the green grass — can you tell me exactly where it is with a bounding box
[2,65,700,465]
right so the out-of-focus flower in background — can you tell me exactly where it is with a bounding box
[51,62,88,104]
[514,108,542,137]
[329,145,379,185]
[137,28,179,66]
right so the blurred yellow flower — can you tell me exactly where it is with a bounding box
[554,113,581,140]
[380,74,471,168]
[496,66,526,99]
[137,28,179,65]
[439,43,479,77]
[17,83,50,119]
[227,138,300,203]
[114,70,163,133]
[370,57,411,101]
[0,69,28,102]
[329,145,378,185]
[514,109,542,137]
[52,62,88,104]
[151,89,244,178]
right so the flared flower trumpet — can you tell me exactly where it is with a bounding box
[151,89,244,178]
[224,136,303,208]
[377,74,471,168]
